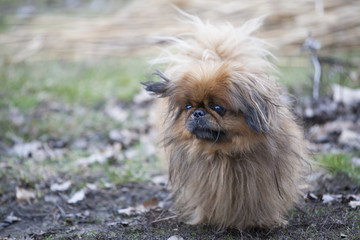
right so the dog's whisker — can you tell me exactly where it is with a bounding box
[212,122,221,145]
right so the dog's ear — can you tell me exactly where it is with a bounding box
[142,69,170,97]
[243,92,270,133]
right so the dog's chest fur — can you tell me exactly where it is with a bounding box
[168,140,299,229]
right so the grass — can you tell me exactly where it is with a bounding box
[277,56,360,185]
[1,61,359,240]
[314,153,360,184]
[0,58,147,109]
[0,57,157,187]
[0,58,148,140]
[278,64,310,95]
[1,55,359,191]
[0,131,159,188]
[277,55,360,97]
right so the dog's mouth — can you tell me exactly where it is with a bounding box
[185,117,225,142]
[192,128,225,142]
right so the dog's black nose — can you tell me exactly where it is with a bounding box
[193,109,206,119]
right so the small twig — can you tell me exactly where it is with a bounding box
[320,214,330,230]
[151,214,178,223]
[153,209,167,220]
[55,203,67,217]
[12,208,48,218]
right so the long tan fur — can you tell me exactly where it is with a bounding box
[144,11,309,230]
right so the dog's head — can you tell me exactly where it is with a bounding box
[143,16,281,149]
[143,62,277,145]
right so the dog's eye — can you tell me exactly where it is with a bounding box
[210,104,226,116]
[185,104,192,110]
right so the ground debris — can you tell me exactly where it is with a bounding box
[67,189,86,204]
[108,129,139,146]
[306,191,360,207]
[340,233,348,238]
[105,102,129,122]
[168,235,184,240]
[0,213,21,232]
[67,183,97,204]
[118,197,159,216]
[16,187,36,203]
[11,141,43,159]
[332,84,360,107]
[304,84,360,151]
[351,157,360,167]
[349,200,360,208]
[75,143,121,166]
[50,180,72,192]
[151,174,168,187]
[2,213,21,224]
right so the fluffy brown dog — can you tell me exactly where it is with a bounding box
[143,13,308,230]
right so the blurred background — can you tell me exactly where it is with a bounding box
[0,0,360,238]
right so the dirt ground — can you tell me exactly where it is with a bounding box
[0,95,360,239]
[1,172,359,239]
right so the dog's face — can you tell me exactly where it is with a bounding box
[144,62,273,146]
[184,100,226,142]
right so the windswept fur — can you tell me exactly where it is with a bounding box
[143,12,308,230]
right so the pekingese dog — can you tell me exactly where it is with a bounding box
[143,12,308,230]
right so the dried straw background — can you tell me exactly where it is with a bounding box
[1,0,360,61]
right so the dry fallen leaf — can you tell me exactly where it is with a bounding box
[50,180,72,192]
[68,189,86,204]
[86,183,97,191]
[332,84,360,107]
[109,129,139,146]
[4,212,21,224]
[167,236,184,240]
[338,129,360,150]
[12,141,42,158]
[105,103,129,122]
[118,206,146,216]
[151,175,168,187]
[143,197,158,208]
[349,200,360,208]
[75,144,121,166]
[322,194,336,204]
[118,199,159,216]
[305,192,318,201]
[16,187,36,203]
[352,157,360,167]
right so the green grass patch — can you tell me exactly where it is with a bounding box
[277,55,360,97]
[0,103,122,142]
[0,15,9,32]
[0,58,147,110]
[0,56,160,186]
[89,145,161,185]
[0,57,148,141]
[278,64,311,95]
[314,153,360,184]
